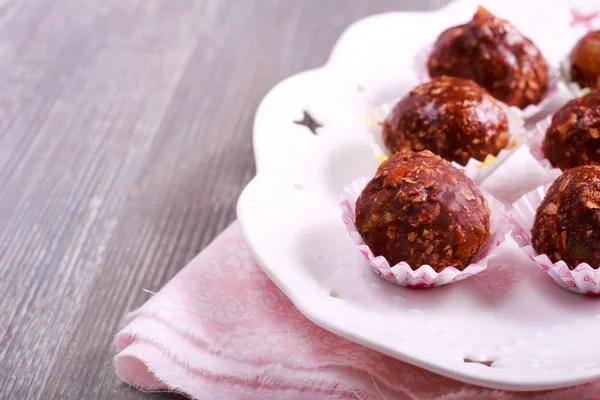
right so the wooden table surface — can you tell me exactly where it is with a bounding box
[0,1,451,398]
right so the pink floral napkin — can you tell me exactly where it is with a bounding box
[114,222,600,400]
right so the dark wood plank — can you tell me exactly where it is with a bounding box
[0,1,453,399]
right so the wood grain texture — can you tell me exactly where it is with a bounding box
[0,1,453,399]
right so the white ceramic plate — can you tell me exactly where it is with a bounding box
[237,0,600,391]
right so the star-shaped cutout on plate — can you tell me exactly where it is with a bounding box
[293,110,322,135]
[570,9,598,30]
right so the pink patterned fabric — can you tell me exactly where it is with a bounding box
[115,222,600,399]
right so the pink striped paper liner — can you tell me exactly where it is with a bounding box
[506,184,600,295]
[340,177,507,288]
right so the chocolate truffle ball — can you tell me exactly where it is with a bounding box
[532,166,600,269]
[383,76,510,166]
[570,31,600,90]
[355,150,491,272]
[427,6,549,109]
[542,91,600,170]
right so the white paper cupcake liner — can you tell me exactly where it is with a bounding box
[521,115,562,180]
[413,42,561,119]
[559,56,592,98]
[477,144,561,206]
[527,115,553,169]
[412,43,433,83]
[506,185,600,295]
[340,177,507,288]
[365,98,526,184]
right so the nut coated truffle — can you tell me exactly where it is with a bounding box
[570,31,600,90]
[532,166,600,269]
[427,6,549,109]
[354,150,491,272]
[383,76,510,166]
[542,91,600,170]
